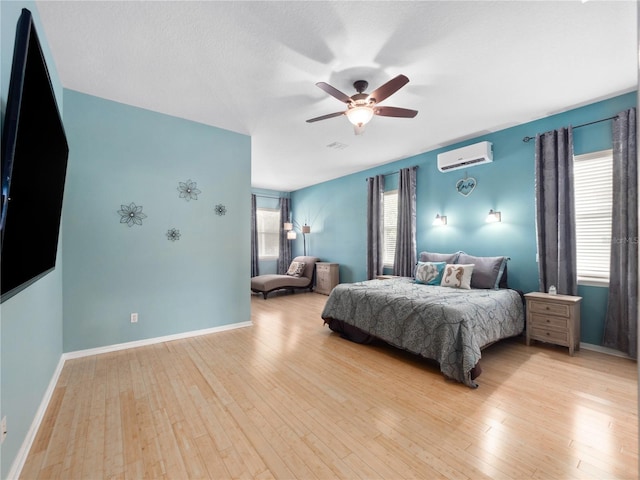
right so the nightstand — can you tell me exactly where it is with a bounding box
[315,262,339,295]
[524,292,582,356]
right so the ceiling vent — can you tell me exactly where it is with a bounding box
[437,141,493,172]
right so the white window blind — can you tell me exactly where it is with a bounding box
[383,190,398,267]
[573,149,613,285]
[256,208,280,259]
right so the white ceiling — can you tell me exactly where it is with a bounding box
[35,1,636,192]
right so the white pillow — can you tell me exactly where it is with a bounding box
[440,264,474,289]
[286,261,306,277]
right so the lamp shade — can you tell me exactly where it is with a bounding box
[284,222,293,231]
[302,225,311,234]
[346,106,374,127]
[287,230,297,240]
[486,209,501,223]
[432,214,447,226]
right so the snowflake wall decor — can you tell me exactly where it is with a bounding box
[166,228,181,241]
[117,202,147,227]
[177,179,201,201]
[214,204,227,216]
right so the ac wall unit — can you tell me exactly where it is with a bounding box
[437,141,493,172]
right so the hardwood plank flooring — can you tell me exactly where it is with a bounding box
[20,291,637,479]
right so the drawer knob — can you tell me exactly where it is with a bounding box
[546,332,550,336]
[546,306,550,310]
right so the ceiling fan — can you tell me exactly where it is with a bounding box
[306,74,418,135]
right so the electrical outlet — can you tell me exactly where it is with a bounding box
[130,313,138,323]
[1,416,7,444]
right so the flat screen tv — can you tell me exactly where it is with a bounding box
[1,8,69,302]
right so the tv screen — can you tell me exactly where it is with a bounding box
[1,9,69,302]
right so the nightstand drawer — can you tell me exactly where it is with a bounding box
[316,264,331,273]
[530,326,568,344]
[528,300,570,318]
[529,313,568,330]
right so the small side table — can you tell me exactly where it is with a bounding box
[315,262,339,295]
[524,292,582,356]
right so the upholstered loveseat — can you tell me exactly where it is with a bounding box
[251,256,319,299]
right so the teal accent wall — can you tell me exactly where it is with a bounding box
[291,91,636,345]
[62,90,251,352]
[0,3,65,478]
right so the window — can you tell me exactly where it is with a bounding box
[383,190,398,267]
[256,208,280,260]
[573,149,613,285]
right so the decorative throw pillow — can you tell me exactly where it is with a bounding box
[286,261,306,277]
[440,264,474,289]
[419,251,460,264]
[457,253,508,289]
[414,261,446,285]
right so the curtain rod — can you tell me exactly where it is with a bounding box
[252,193,287,199]
[365,165,419,181]
[522,116,617,143]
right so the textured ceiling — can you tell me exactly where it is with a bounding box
[35,1,636,192]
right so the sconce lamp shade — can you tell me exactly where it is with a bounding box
[486,209,502,223]
[432,214,447,226]
[302,225,311,234]
[287,230,297,240]
[284,222,293,231]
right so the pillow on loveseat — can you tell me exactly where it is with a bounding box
[286,261,306,277]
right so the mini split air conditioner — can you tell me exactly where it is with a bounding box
[437,141,493,172]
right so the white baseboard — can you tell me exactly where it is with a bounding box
[580,342,634,359]
[8,320,252,479]
[7,356,65,480]
[62,321,252,360]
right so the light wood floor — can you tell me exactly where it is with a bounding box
[20,292,637,479]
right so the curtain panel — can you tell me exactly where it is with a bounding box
[534,127,578,296]
[393,166,418,277]
[278,197,292,274]
[250,194,259,277]
[603,108,638,358]
[366,175,385,279]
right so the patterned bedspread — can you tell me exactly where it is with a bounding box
[321,277,524,387]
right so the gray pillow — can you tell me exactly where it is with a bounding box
[419,251,460,263]
[456,253,508,289]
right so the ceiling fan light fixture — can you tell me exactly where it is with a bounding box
[346,106,374,127]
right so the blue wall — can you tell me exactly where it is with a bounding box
[291,91,636,346]
[0,3,65,478]
[62,90,251,352]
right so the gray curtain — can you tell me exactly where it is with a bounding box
[534,127,578,296]
[603,108,637,358]
[393,166,418,277]
[366,175,385,279]
[250,194,259,277]
[278,197,292,274]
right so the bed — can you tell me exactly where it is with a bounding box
[321,253,525,388]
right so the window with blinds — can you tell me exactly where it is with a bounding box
[573,149,613,285]
[383,190,398,267]
[256,208,280,260]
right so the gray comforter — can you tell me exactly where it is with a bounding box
[321,277,525,387]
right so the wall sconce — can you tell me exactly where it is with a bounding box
[286,230,297,240]
[432,214,447,226]
[486,209,502,223]
[284,222,293,231]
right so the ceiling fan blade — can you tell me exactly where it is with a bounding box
[306,111,345,123]
[316,82,353,104]
[375,106,418,118]
[368,75,410,104]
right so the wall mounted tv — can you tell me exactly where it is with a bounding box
[1,9,69,303]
